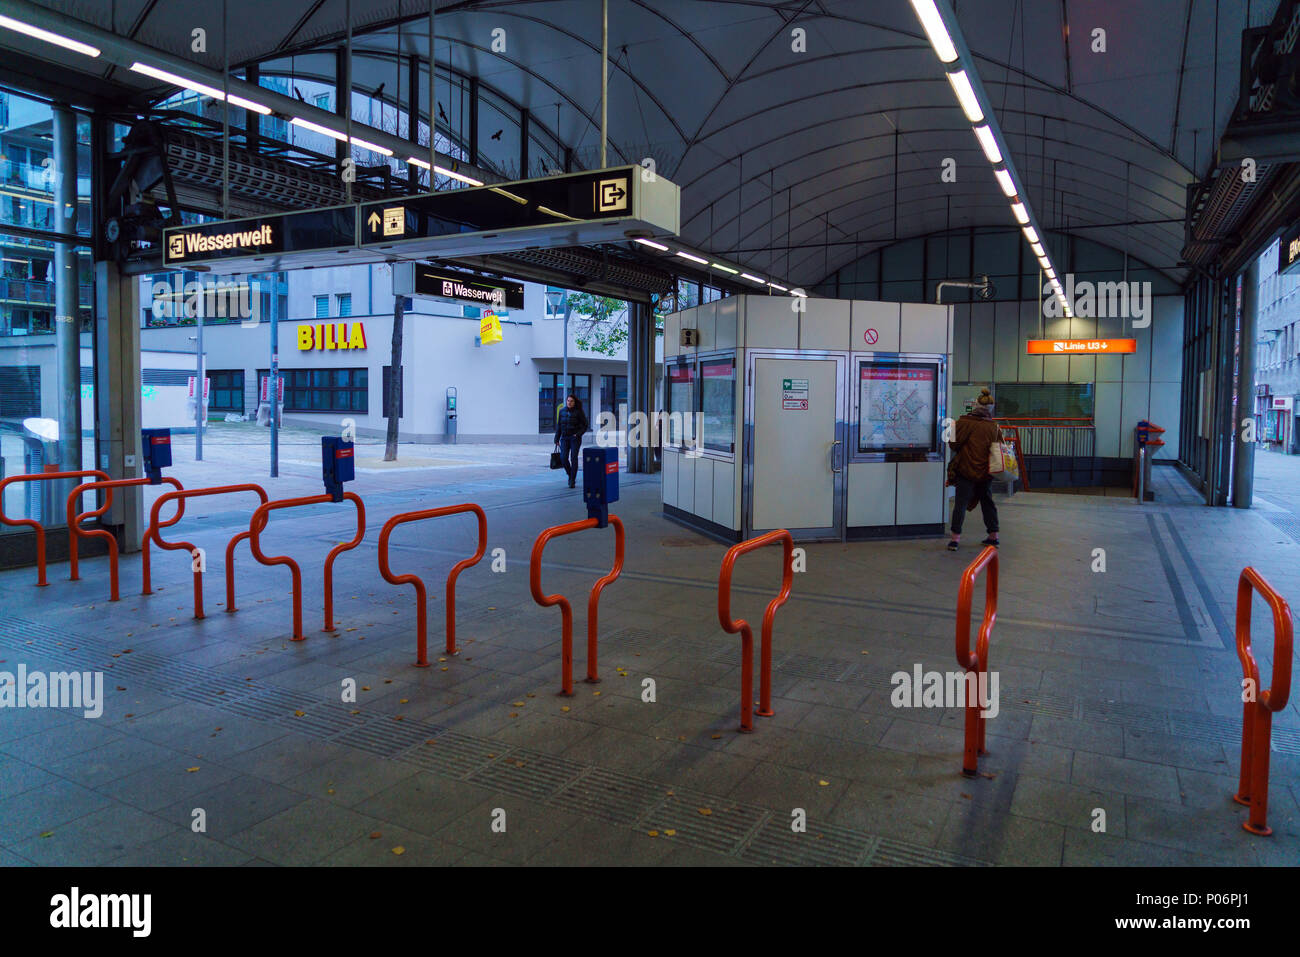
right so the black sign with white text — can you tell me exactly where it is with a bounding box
[413,265,525,309]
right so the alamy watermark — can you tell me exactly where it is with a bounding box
[890,664,999,719]
[595,404,704,457]
[0,665,104,718]
[1042,274,1151,328]
[151,275,263,328]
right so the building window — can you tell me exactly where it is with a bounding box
[538,372,590,433]
[382,365,403,418]
[314,295,329,318]
[600,374,628,428]
[337,293,352,317]
[208,369,245,414]
[263,368,368,413]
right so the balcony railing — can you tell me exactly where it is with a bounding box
[0,278,93,308]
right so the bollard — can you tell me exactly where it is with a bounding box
[377,503,488,666]
[955,545,998,776]
[1232,566,1293,836]
[717,529,794,733]
[529,515,625,695]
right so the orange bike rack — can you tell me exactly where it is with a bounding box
[1232,566,1294,836]
[67,476,184,601]
[145,484,270,619]
[247,492,366,641]
[378,503,488,666]
[0,468,108,586]
[717,529,793,733]
[955,545,998,776]
[529,515,625,695]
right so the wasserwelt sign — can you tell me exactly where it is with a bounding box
[166,223,277,263]
[298,321,367,351]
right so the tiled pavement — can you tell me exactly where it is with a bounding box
[1,453,1298,866]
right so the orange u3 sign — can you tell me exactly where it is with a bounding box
[1025,338,1137,355]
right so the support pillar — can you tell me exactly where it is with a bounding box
[52,105,81,483]
[94,259,144,551]
[1234,257,1260,508]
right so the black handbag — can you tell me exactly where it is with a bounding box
[549,450,563,470]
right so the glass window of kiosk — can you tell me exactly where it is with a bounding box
[855,359,940,455]
[699,357,736,453]
[665,358,697,448]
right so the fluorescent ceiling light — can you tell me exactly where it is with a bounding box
[946,70,983,122]
[0,15,99,57]
[767,281,788,292]
[791,289,807,297]
[711,263,739,274]
[133,62,225,101]
[1010,202,1029,224]
[973,125,1001,163]
[292,116,346,140]
[1030,242,1045,257]
[908,0,958,63]
[635,238,668,251]
[407,156,485,186]
[994,169,1016,198]
[740,273,765,283]
[350,137,393,157]
[675,251,708,265]
[1022,226,1039,244]
[132,62,270,114]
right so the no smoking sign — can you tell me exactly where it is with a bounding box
[864,328,879,345]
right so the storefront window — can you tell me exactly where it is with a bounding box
[537,373,591,433]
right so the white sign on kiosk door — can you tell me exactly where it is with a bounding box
[782,377,809,410]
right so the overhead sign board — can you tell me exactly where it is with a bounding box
[1025,338,1137,355]
[393,262,525,310]
[1280,223,1300,277]
[163,205,358,272]
[358,166,679,258]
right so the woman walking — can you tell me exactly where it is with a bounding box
[947,388,1001,551]
[554,394,590,489]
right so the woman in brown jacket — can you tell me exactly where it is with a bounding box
[946,388,1001,551]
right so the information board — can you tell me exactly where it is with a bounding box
[857,361,938,453]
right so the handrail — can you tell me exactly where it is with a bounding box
[0,468,107,586]
[378,503,488,667]
[145,484,270,619]
[529,515,625,695]
[955,545,999,776]
[67,476,184,601]
[247,492,366,641]
[718,529,794,733]
[1232,566,1294,836]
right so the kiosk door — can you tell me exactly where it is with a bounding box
[747,353,845,540]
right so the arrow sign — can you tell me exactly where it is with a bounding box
[366,212,381,232]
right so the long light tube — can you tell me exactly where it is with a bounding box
[0,14,99,57]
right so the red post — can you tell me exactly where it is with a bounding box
[67,477,184,601]
[145,484,269,618]
[955,545,999,776]
[377,503,488,666]
[717,529,794,733]
[246,492,366,641]
[1232,566,1293,836]
[0,469,108,586]
[529,516,625,695]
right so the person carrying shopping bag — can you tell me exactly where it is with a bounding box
[946,388,1001,551]
[553,394,590,489]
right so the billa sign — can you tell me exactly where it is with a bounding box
[1280,223,1300,277]
[1025,338,1137,355]
[297,321,368,351]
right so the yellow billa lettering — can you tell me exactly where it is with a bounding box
[313,325,322,350]
[297,325,312,350]
[350,322,366,349]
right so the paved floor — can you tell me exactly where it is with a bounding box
[1,448,1298,866]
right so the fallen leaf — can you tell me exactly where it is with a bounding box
[293,710,306,717]
[391,846,405,855]
[561,706,570,712]
[40,831,53,838]
[663,829,677,837]
[818,780,830,787]
[369,832,382,840]
[647,830,659,837]
[698,808,712,816]
[513,701,525,707]
[186,767,200,773]
[399,699,409,704]
[710,734,722,740]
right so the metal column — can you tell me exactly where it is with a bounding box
[94,259,144,551]
[1234,257,1260,508]
[52,105,81,478]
